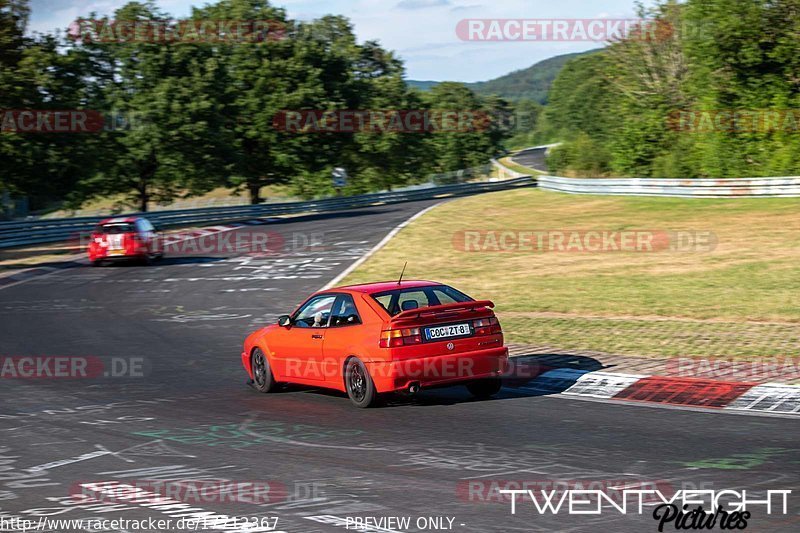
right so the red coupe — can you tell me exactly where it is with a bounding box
[241,280,508,407]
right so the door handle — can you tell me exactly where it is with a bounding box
[311,334,324,339]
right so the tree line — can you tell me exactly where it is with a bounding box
[1,0,532,214]
[539,0,800,179]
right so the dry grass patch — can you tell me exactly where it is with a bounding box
[343,189,800,358]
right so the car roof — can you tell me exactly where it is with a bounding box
[331,280,442,294]
[98,216,143,225]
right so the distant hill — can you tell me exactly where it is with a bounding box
[406,80,440,91]
[407,50,600,104]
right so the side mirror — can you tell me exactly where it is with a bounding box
[277,315,292,327]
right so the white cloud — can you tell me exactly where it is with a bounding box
[396,0,451,10]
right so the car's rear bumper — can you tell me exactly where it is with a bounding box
[365,346,508,393]
[88,249,148,261]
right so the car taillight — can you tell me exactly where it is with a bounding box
[91,233,103,243]
[379,327,422,348]
[473,317,501,335]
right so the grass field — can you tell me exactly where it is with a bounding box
[342,189,800,359]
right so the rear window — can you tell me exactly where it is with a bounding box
[95,223,136,234]
[372,285,473,316]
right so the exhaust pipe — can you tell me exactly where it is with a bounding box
[408,382,421,395]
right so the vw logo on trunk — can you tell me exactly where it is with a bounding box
[446,342,455,351]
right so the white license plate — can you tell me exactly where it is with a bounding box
[425,323,471,341]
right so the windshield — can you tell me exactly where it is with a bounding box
[371,285,473,316]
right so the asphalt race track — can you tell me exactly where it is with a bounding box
[1,199,799,533]
[509,148,547,173]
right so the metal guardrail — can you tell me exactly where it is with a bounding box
[537,175,800,198]
[0,177,534,249]
[511,145,800,198]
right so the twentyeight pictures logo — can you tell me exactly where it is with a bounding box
[498,488,792,531]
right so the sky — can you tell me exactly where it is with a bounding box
[29,0,645,82]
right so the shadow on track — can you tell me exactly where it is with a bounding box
[243,352,612,409]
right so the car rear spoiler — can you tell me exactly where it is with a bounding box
[390,300,495,321]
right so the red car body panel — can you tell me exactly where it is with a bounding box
[241,281,508,394]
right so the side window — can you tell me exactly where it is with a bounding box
[293,295,337,328]
[330,295,362,327]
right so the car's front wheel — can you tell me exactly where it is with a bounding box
[345,357,378,408]
[467,378,502,398]
[251,348,277,393]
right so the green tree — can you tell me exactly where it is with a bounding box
[190,0,316,204]
[539,0,800,179]
[2,0,105,212]
[74,1,230,212]
[421,82,504,174]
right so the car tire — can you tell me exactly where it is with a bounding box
[345,357,378,408]
[91,259,103,267]
[466,378,502,398]
[251,348,277,393]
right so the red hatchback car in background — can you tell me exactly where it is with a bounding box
[242,280,509,407]
[87,216,164,266]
